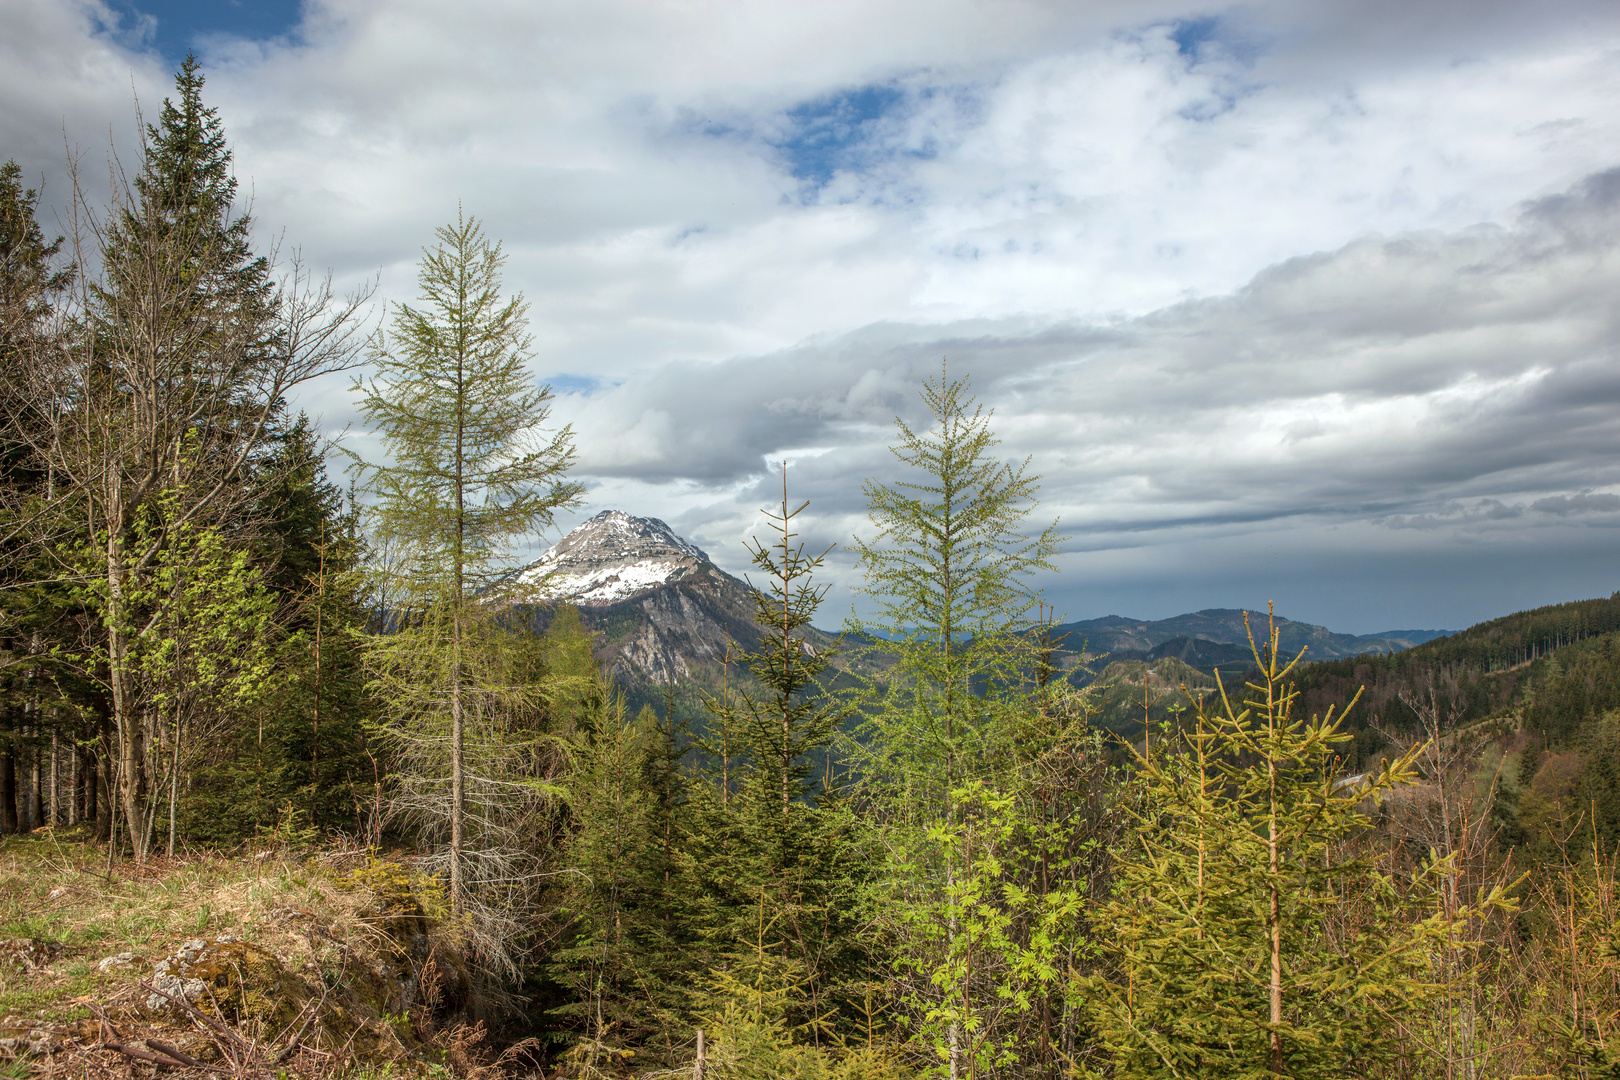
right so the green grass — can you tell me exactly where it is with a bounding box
[0,830,345,1022]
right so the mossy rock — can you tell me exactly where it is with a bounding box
[155,938,408,1060]
[334,859,445,941]
[173,940,310,1030]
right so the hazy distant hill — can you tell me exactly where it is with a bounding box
[510,516,1473,729]
[1047,608,1447,664]
[1293,592,1620,741]
[1356,628,1452,648]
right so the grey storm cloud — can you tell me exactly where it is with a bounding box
[1532,492,1620,517]
[559,165,1620,550]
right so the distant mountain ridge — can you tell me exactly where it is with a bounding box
[516,511,843,701]
[1047,609,1451,663]
[517,510,762,687]
[519,510,711,606]
[517,515,1453,704]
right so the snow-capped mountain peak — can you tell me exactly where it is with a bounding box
[518,510,710,605]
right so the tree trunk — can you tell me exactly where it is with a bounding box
[450,661,464,912]
[0,732,16,834]
[28,730,41,830]
[167,714,181,857]
[83,742,99,830]
[97,732,114,844]
[1269,755,1284,1074]
[106,528,152,862]
[449,361,466,916]
[49,729,59,827]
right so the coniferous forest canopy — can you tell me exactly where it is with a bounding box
[1,59,1618,1080]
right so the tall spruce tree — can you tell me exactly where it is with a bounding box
[354,209,582,923]
[735,465,841,819]
[1,56,367,859]
[0,160,72,363]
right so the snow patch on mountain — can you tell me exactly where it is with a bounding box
[518,510,710,605]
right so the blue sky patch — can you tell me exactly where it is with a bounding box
[1164,13,1267,67]
[770,83,911,188]
[689,78,974,200]
[1170,16,1221,59]
[107,0,304,62]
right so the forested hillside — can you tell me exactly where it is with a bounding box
[1286,593,1620,862]
[1,59,1615,1080]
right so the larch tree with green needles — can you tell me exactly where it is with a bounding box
[354,210,582,920]
[846,363,1063,1080]
[849,363,1062,807]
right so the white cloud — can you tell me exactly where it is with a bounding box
[5,0,1620,631]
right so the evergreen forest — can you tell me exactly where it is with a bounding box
[1,60,1616,1080]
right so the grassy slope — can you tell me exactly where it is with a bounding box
[0,828,471,1078]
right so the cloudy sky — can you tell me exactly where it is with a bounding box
[5,0,1619,634]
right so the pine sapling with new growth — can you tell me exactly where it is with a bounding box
[1077,606,1517,1080]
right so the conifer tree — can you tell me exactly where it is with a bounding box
[0,160,71,364]
[2,57,367,859]
[849,363,1061,802]
[682,470,875,1052]
[354,209,581,922]
[180,417,373,839]
[846,363,1062,1079]
[549,686,692,1055]
[1076,609,1512,1079]
[736,464,841,819]
[0,159,72,836]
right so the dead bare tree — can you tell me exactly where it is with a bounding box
[1378,687,1520,1079]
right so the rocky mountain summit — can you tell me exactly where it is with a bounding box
[518,510,711,605]
[518,511,766,690]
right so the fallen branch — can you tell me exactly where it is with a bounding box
[272,1001,318,1065]
[101,1038,188,1069]
[146,1037,205,1068]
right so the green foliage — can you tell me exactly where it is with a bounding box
[130,502,279,720]
[96,51,279,380]
[177,419,375,841]
[660,477,878,1066]
[691,894,917,1080]
[891,781,1084,1076]
[847,363,1062,800]
[545,673,692,1052]
[1077,612,1514,1079]
[842,364,1091,1080]
[0,158,71,360]
[355,209,582,600]
[733,470,844,816]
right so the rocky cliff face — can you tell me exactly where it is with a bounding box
[518,511,765,687]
